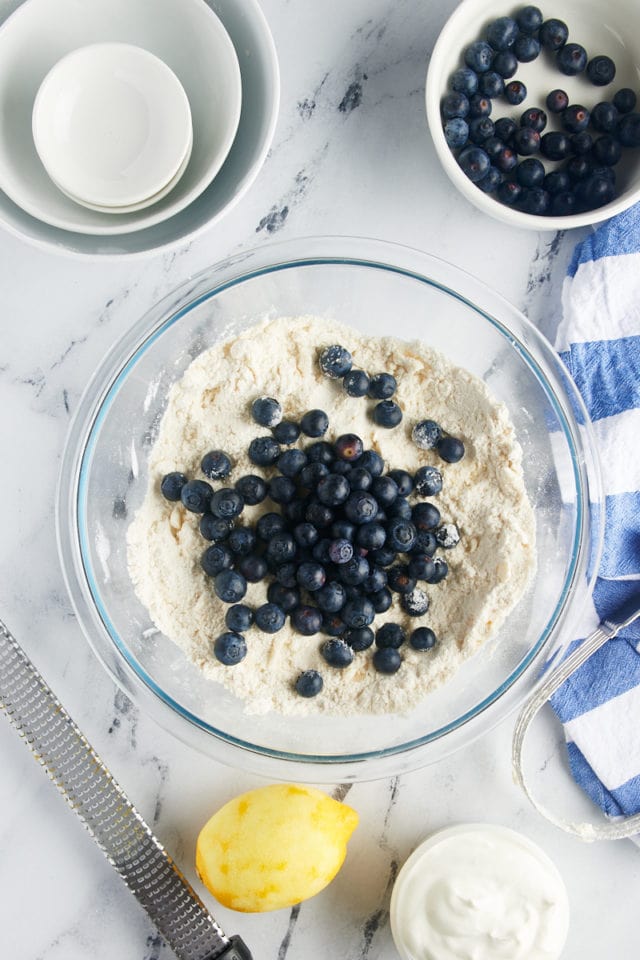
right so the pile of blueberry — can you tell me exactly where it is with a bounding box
[441,4,640,215]
[160,344,465,699]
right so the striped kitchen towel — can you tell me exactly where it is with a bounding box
[550,203,640,822]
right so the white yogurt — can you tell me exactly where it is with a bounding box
[390,824,570,960]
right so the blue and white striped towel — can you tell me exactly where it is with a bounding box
[550,203,640,823]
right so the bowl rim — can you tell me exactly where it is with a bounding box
[425,0,640,231]
[56,236,604,781]
[0,0,278,258]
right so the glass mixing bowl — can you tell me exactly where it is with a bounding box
[57,237,602,781]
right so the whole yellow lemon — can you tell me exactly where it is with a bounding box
[195,783,358,912]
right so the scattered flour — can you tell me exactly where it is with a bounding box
[127,316,536,715]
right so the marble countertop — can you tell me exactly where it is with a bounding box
[1,1,638,957]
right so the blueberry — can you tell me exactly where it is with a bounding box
[451,66,479,96]
[248,436,281,467]
[412,530,438,556]
[268,583,300,613]
[495,147,518,174]
[356,450,385,476]
[414,465,443,497]
[211,487,244,519]
[386,519,417,553]
[469,94,492,118]
[235,474,267,505]
[348,467,373,492]
[332,461,353,476]
[371,587,393,613]
[322,614,347,637]
[544,169,571,195]
[387,565,416,594]
[237,554,268,583]
[410,627,437,651]
[327,538,353,565]
[256,512,286,541]
[546,89,569,114]
[200,514,232,542]
[315,475,349,508]
[295,669,323,697]
[551,191,577,216]
[520,108,547,133]
[276,561,299,588]
[441,91,470,119]
[575,174,616,210]
[464,40,494,73]
[254,602,286,634]
[587,55,616,86]
[300,409,329,438]
[284,499,309,524]
[436,523,461,548]
[566,155,594,181]
[557,42,587,76]
[363,565,387,593]
[408,555,436,581]
[343,369,370,397]
[517,187,550,216]
[201,544,233,576]
[331,520,356,541]
[267,531,297,564]
[251,396,282,428]
[291,605,323,635]
[213,631,247,665]
[486,16,518,51]
[371,552,397,573]
[437,435,465,463]
[373,647,402,674]
[225,604,254,632]
[344,491,379,524]
[367,372,397,399]
[443,117,468,152]
[513,34,540,63]
[593,135,622,166]
[373,400,403,428]
[322,638,354,668]
[426,557,449,584]
[618,113,640,147]
[512,127,540,155]
[494,117,517,142]
[371,476,398,507]
[228,526,256,555]
[339,556,371,587]
[412,502,441,531]
[316,580,347,613]
[539,18,568,51]
[345,626,374,651]
[319,344,352,379]
[492,50,518,79]
[334,434,364,462]
[497,180,522,206]
[504,81,527,106]
[307,440,336,464]
[376,623,406,648]
[401,587,430,617]
[469,117,494,144]
[180,479,214,513]
[517,5,543,33]
[591,102,619,134]
[277,448,307,478]
[293,522,319,548]
[484,136,505,161]
[160,471,188,501]
[613,88,637,114]
[199,452,230,483]
[272,419,301,445]
[297,561,327,592]
[386,469,413,497]
[562,104,590,133]
[305,502,333,528]
[299,462,329,488]
[570,131,593,156]
[540,132,571,161]
[214,569,247,603]
[355,522,387,551]
[477,166,503,193]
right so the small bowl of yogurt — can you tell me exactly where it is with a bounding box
[390,823,570,960]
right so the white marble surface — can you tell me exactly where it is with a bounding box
[1,1,639,958]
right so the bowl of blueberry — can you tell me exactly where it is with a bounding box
[426,0,640,227]
[57,236,601,781]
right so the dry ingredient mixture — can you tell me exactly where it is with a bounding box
[127,315,535,715]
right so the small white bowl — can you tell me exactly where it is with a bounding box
[33,43,192,210]
[426,0,640,230]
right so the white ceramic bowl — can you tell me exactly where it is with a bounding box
[33,43,193,210]
[0,0,277,254]
[426,0,640,230]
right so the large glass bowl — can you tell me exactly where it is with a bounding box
[57,237,602,781]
